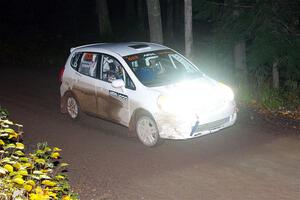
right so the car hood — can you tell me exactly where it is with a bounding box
[151,75,230,112]
[152,75,218,95]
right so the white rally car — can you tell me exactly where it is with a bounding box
[60,42,237,146]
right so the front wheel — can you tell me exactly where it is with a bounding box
[135,114,160,147]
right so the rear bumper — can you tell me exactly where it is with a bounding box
[155,101,237,140]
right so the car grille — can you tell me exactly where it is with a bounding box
[194,117,230,133]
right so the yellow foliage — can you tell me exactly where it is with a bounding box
[19,157,29,162]
[44,147,52,152]
[4,128,18,139]
[35,158,46,164]
[4,164,13,173]
[53,147,62,152]
[4,143,15,149]
[29,193,50,200]
[0,116,78,199]
[62,195,71,200]
[26,180,36,186]
[13,162,21,170]
[60,163,69,167]
[13,177,25,185]
[17,170,28,176]
[14,150,25,156]
[24,184,33,192]
[22,162,32,169]
[2,128,15,134]
[55,175,65,180]
[42,180,57,187]
[51,152,60,159]
[16,142,25,150]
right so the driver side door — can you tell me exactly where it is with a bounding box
[95,54,133,126]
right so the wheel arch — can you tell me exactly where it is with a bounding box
[128,108,154,136]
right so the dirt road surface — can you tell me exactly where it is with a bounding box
[1,68,299,200]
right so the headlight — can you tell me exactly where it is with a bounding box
[157,95,195,116]
[219,83,234,101]
[157,95,175,113]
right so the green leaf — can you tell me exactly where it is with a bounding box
[1,157,11,163]
[35,158,46,164]
[0,139,5,146]
[16,142,25,150]
[19,157,29,162]
[40,174,51,180]
[60,163,69,167]
[4,143,16,149]
[14,150,25,157]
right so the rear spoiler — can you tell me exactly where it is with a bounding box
[70,43,106,53]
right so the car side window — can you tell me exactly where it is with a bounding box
[100,54,135,90]
[78,52,98,78]
[70,52,82,70]
[100,55,124,83]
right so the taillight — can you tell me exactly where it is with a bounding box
[59,67,65,82]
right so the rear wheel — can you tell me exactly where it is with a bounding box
[66,95,80,120]
[135,114,160,147]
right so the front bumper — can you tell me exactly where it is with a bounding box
[154,101,237,140]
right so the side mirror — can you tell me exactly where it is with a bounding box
[111,79,125,89]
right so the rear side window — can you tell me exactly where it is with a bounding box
[78,52,99,78]
[70,52,82,70]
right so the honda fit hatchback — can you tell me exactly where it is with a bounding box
[60,42,237,146]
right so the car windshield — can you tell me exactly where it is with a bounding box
[123,50,203,87]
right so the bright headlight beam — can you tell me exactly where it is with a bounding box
[157,82,234,115]
[219,83,234,101]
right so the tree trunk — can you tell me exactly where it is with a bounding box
[136,0,147,32]
[234,41,248,89]
[272,60,279,89]
[146,0,163,44]
[165,0,174,41]
[95,0,112,38]
[184,0,193,58]
[232,0,248,91]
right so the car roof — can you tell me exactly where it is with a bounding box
[71,42,169,57]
